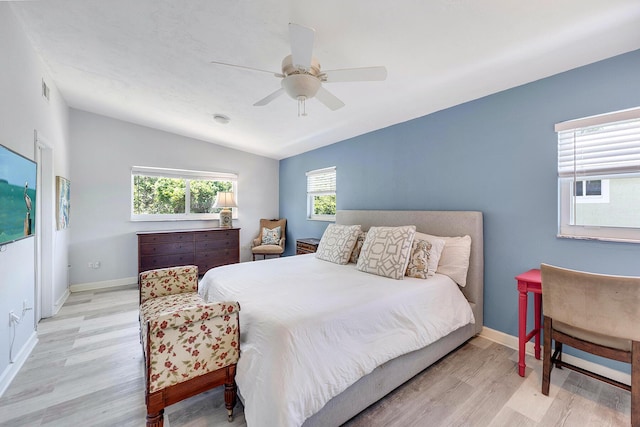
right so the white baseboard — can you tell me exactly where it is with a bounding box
[69,276,137,293]
[0,331,38,398]
[480,326,631,386]
[52,288,70,316]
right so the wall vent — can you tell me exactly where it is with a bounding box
[41,78,50,101]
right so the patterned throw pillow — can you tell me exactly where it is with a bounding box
[261,226,281,245]
[410,232,445,278]
[315,224,362,264]
[356,225,416,280]
[405,239,433,279]
[349,230,367,263]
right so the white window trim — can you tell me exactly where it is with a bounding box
[131,166,238,222]
[556,107,640,243]
[306,166,336,222]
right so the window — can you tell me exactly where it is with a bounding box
[306,166,336,221]
[574,179,610,203]
[131,166,237,221]
[556,107,640,242]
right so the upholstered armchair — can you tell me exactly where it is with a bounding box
[251,218,286,260]
[540,263,639,426]
[139,265,241,427]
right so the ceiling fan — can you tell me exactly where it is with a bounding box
[211,23,387,116]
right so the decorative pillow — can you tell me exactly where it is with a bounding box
[411,232,445,277]
[420,233,472,286]
[315,224,362,264]
[405,239,433,279]
[349,230,367,263]
[356,225,416,280]
[261,226,281,245]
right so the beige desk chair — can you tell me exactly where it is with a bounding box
[540,263,639,426]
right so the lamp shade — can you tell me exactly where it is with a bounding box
[213,192,237,208]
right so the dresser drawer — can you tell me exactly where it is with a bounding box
[139,253,195,271]
[195,236,238,251]
[138,232,193,244]
[197,251,238,272]
[196,229,239,242]
[139,242,193,256]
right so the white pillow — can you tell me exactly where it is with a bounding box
[421,233,472,286]
[315,224,361,264]
[411,232,445,277]
[356,225,416,280]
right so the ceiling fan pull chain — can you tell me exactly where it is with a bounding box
[298,96,307,117]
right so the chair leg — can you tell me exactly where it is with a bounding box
[555,341,563,369]
[542,316,552,395]
[146,409,164,427]
[632,340,639,427]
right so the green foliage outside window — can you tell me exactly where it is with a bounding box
[133,175,233,215]
[313,195,336,215]
[190,179,233,213]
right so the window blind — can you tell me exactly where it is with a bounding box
[132,166,237,182]
[556,109,640,178]
[306,167,336,194]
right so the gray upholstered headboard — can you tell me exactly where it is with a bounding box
[336,210,484,333]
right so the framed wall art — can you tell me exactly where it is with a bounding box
[56,176,70,230]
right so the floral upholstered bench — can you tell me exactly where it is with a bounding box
[139,265,240,427]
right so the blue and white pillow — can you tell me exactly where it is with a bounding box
[261,226,281,245]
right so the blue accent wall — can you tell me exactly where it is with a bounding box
[279,49,640,372]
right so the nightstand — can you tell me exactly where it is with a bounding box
[296,238,320,255]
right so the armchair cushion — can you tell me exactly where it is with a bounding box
[141,295,240,393]
[251,244,285,255]
[139,265,198,304]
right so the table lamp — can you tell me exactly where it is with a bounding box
[213,192,237,228]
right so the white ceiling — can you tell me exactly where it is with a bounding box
[10,1,640,160]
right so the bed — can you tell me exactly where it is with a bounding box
[199,210,483,427]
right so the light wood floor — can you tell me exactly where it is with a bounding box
[0,285,631,426]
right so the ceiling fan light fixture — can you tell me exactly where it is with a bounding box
[281,74,321,101]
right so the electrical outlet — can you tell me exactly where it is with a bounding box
[9,311,20,325]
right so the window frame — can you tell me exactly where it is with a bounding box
[131,166,238,222]
[306,166,336,222]
[556,107,640,243]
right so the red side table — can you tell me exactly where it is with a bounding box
[516,268,542,377]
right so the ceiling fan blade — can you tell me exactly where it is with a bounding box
[211,60,284,78]
[289,23,315,70]
[253,88,285,106]
[315,87,345,111]
[322,66,387,82]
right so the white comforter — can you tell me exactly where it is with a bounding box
[199,254,474,427]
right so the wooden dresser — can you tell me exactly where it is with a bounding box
[137,228,240,275]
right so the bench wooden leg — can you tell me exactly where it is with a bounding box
[146,409,164,427]
[224,365,237,422]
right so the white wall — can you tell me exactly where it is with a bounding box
[68,109,279,287]
[0,3,70,392]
